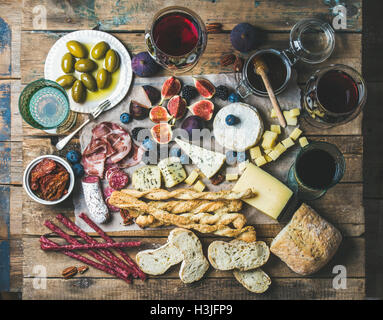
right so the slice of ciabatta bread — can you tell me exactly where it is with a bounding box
[233,268,271,293]
[168,228,209,283]
[136,243,183,275]
[208,239,270,271]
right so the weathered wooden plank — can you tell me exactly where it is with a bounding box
[0,185,10,240]
[22,236,365,279]
[10,186,22,237]
[0,1,21,78]
[0,81,11,140]
[0,240,10,291]
[21,0,362,32]
[22,277,365,300]
[20,32,362,84]
[9,239,22,292]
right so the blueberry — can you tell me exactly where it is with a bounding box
[170,147,182,158]
[120,113,131,124]
[228,93,241,103]
[226,150,237,165]
[142,137,155,151]
[66,150,81,164]
[237,151,247,163]
[225,114,239,126]
[72,163,84,177]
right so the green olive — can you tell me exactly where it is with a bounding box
[105,49,120,73]
[96,68,110,89]
[61,52,75,73]
[66,40,87,58]
[91,41,110,60]
[74,59,97,72]
[71,80,86,103]
[56,75,77,89]
[81,73,97,92]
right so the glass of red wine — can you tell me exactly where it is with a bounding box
[302,64,367,128]
[287,141,345,201]
[145,6,207,73]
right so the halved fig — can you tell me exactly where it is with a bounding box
[167,95,187,120]
[151,123,173,144]
[129,100,150,120]
[193,77,216,99]
[142,85,161,106]
[149,105,172,123]
[160,76,181,105]
[189,100,215,121]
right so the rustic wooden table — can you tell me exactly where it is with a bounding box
[0,0,369,299]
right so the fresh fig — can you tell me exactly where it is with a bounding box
[149,106,172,123]
[193,77,216,99]
[167,95,187,120]
[129,100,150,120]
[151,123,173,144]
[131,52,160,77]
[189,100,215,121]
[181,116,206,139]
[142,85,160,106]
[160,76,181,105]
[230,23,259,53]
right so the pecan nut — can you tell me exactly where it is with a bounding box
[206,23,222,34]
[62,266,78,279]
[78,265,89,274]
[210,173,225,185]
[233,56,244,73]
[220,54,236,67]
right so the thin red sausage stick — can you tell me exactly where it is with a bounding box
[79,212,146,281]
[43,220,132,282]
[41,237,130,283]
[55,214,135,276]
[40,236,141,250]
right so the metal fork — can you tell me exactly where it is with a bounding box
[55,99,111,150]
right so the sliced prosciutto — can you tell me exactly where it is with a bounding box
[119,142,145,168]
[82,122,132,178]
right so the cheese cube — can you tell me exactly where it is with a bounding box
[270,109,277,118]
[269,150,280,161]
[289,108,300,117]
[254,156,267,167]
[283,111,298,126]
[250,146,262,160]
[265,154,273,162]
[281,137,295,149]
[274,143,287,155]
[184,169,199,185]
[299,137,309,147]
[193,180,206,192]
[226,173,239,181]
[233,163,293,220]
[290,128,303,140]
[261,131,278,149]
[270,124,281,134]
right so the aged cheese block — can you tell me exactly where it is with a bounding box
[158,157,187,188]
[233,163,293,220]
[175,138,226,179]
[213,103,264,151]
[132,165,162,191]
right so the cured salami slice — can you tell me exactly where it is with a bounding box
[105,166,129,190]
[102,186,120,212]
[82,176,110,223]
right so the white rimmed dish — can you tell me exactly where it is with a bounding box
[23,155,75,205]
[44,30,132,114]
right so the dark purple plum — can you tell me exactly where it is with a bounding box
[181,115,206,140]
[131,52,160,77]
[230,23,258,53]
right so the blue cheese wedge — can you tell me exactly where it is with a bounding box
[132,165,162,191]
[175,138,226,179]
[158,157,187,188]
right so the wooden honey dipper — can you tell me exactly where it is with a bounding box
[253,56,287,127]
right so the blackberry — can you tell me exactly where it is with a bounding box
[182,85,198,104]
[215,85,229,100]
[131,127,149,142]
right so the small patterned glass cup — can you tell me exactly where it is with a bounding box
[19,79,77,133]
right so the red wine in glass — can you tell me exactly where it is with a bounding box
[153,12,199,56]
[317,70,359,114]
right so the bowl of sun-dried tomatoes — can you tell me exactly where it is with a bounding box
[23,155,75,205]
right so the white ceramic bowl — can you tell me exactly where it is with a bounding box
[23,155,75,205]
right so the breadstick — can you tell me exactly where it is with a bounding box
[118,188,256,201]
[147,200,242,214]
